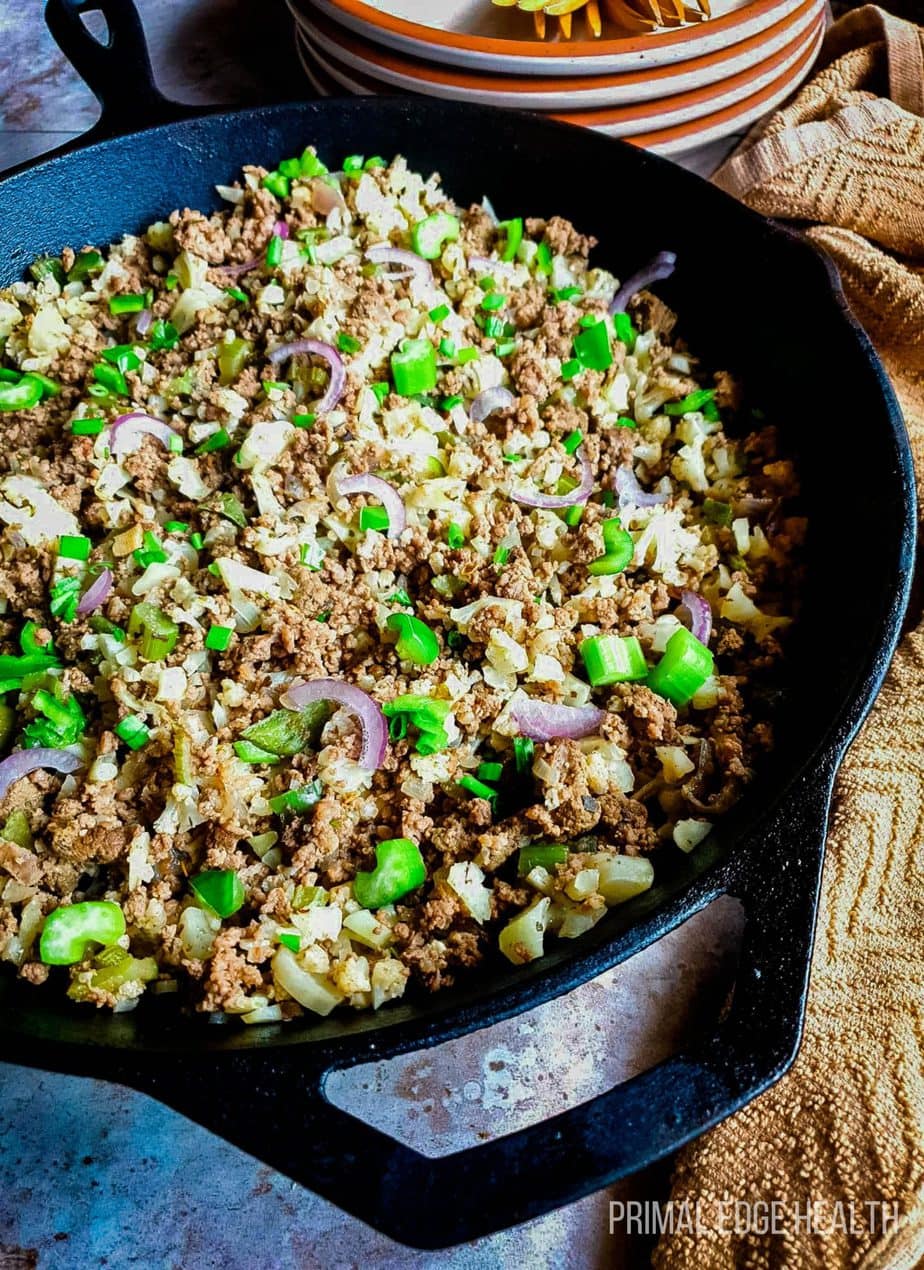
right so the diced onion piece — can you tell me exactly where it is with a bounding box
[282,678,387,771]
[445,862,492,924]
[76,567,113,616]
[673,819,711,853]
[343,909,394,949]
[471,386,515,424]
[593,854,655,905]
[499,896,551,965]
[272,946,344,1016]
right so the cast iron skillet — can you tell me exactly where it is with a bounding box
[0,0,914,1249]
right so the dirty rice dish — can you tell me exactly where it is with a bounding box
[0,148,802,1020]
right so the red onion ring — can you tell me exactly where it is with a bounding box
[77,568,113,617]
[679,589,712,646]
[510,695,605,742]
[281,678,387,770]
[109,411,179,459]
[0,748,82,803]
[365,246,433,284]
[335,473,406,539]
[135,309,153,337]
[471,386,515,424]
[615,466,669,510]
[274,220,289,240]
[608,251,677,316]
[266,339,345,415]
[511,446,594,510]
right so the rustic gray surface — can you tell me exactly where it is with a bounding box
[0,2,748,1264]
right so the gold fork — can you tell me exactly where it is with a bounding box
[493,0,709,39]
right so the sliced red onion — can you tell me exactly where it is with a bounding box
[109,411,179,459]
[365,245,433,284]
[0,748,82,803]
[679,589,712,646]
[510,695,605,742]
[608,250,677,316]
[218,257,260,277]
[274,220,289,240]
[335,473,406,539]
[135,308,153,337]
[266,339,345,415]
[76,568,113,617]
[615,465,669,510]
[281,678,387,770]
[511,446,594,510]
[471,386,515,424]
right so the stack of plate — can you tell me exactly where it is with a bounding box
[288,0,827,166]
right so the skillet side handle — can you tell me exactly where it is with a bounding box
[122,762,838,1249]
[44,0,187,143]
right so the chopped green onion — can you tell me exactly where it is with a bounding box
[386,613,439,665]
[438,338,457,359]
[108,293,146,315]
[561,358,582,382]
[205,624,233,652]
[342,154,364,172]
[148,319,179,351]
[265,234,283,268]
[190,532,204,550]
[128,602,178,661]
[391,338,437,397]
[164,520,189,533]
[429,304,450,323]
[446,522,465,549]
[702,398,721,423]
[498,217,524,262]
[589,521,634,576]
[481,292,506,312]
[224,286,249,305]
[191,868,246,918]
[353,838,426,909]
[573,319,613,372]
[364,156,386,170]
[483,315,506,340]
[0,376,42,412]
[581,634,648,687]
[164,272,179,291]
[268,781,323,817]
[58,534,91,562]
[440,394,462,411]
[50,576,80,622]
[564,505,583,527]
[359,505,390,534]
[411,212,460,260]
[477,761,503,783]
[115,715,149,750]
[71,416,105,437]
[292,412,316,428]
[92,363,128,397]
[299,148,328,177]
[278,930,301,952]
[553,286,581,303]
[261,172,290,200]
[563,429,583,455]
[315,610,330,623]
[101,344,141,374]
[383,695,451,756]
[493,546,510,567]
[646,627,714,707]
[386,588,413,608]
[337,332,362,355]
[518,844,568,876]
[30,256,66,286]
[370,381,389,405]
[612,311,637,352]
[23,685,85,749]
[513,735,534,775]
[535,241,553,276]
[67,250,103,283]
[195,428,231,454]
[703,498,733,526]
[457,774,498,808]
[457,347,479,365]
[495,339,517,358]
[665,389,715,417]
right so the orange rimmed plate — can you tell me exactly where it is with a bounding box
[301,0,818,74]
[291,0,823,109]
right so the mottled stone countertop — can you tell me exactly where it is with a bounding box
[0,3,746,1266]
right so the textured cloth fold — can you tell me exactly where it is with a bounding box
[654,9,924,1268]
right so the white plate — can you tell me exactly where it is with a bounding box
[292,0,823,111]
[300,0,817,75]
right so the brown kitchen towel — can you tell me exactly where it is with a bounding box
[654,9,924,1269]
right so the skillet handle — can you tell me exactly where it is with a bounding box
[44,0,188,142]
[122,761,837,1249]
